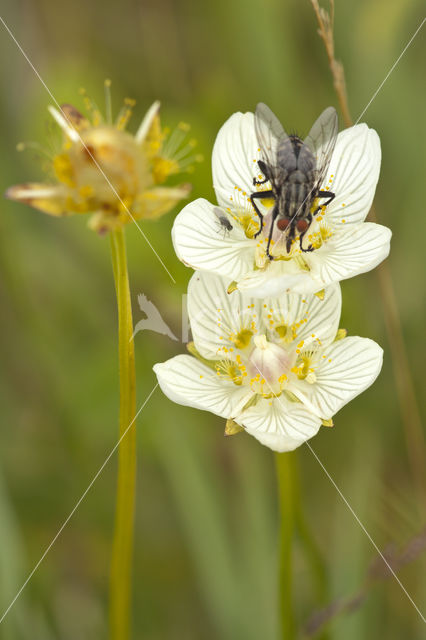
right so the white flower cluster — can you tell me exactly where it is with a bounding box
[154,105,390,452]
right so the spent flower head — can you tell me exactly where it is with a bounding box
[6,82,200,233]
[172,105,391,297]
[154,271,383,452]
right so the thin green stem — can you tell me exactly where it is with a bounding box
[294,482,330,640]
[109,228,137,640]
[275,451,297,640]
[292,454,329,609]
[296,502,329,602]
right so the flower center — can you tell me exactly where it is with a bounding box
[247,334,293,397]
[57,127,148,210]
[291,349,318,383]
[247,193,334,267]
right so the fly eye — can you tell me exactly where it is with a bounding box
[296,219,309,232]
[277,217,290,231]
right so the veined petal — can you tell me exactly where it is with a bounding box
[264,283,341,349]
[324,124,381,225]
[188,271,263,359]
[236,259,322,297]
[309,222,391,286]
[172,198,254,279]
[5,183,69,216]
[289,337,383,420]
[154,355,252,417]
[212,112,259,208]
[240,396,321,452]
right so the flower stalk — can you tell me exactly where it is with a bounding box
[276,451,331,640]
[5,90,196,639]
[295,499,329,609]
[294,470,330,640]
[275,451,297,640]
[109,228,137,640]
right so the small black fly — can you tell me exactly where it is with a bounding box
[213,207,233,236]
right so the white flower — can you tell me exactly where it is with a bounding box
[172,107,391,297]
[154,272,383,452]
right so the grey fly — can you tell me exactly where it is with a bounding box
[213,207,233,235]
[250,103,338,258]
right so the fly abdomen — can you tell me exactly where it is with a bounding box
[282,176,313,219]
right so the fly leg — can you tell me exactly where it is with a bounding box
[300,238,314,252]
[286,224,295,253]
[304,190,335,252]
[249,189,274,238]
[266,207,280,259]
[299,213,314,252]
[253,160,271,186]
[313,190,335,215]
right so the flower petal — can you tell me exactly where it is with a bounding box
[236,259,322,297]
[135,100,161,144]
[188,271,263,359]
[324,124,381,225]
[309,222,391,285]
[5,183,69,216]
[212,112,259,207]
[240,396,321,452]
[263,283,341,349]
[172,198,254,279]
[48,106,80,143]
[289,337,383,420]
[154,355,252,418]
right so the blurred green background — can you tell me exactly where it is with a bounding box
[0,0,425,638]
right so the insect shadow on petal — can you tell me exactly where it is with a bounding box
[249,103,338,259]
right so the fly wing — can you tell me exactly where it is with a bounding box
[254,103,289,185]
[303,106,338,189]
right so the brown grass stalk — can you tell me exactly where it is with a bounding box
[310,0,426,502]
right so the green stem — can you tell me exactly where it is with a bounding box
[109,228,137,640]
[275,451,297,640]
[294,476,330,640]
[295,502,329,602]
